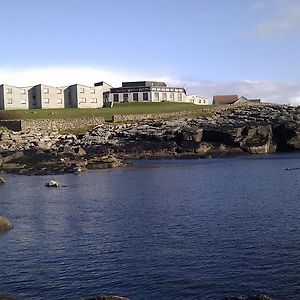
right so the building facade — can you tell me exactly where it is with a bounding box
[0,84,31,110]
[186,94,208,105]
[0,80,207,110]
[107,81,188,104]
[0,82,111,110]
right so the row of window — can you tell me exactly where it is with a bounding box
[6,87,97,95]
[79,98,98,104]
[112,92,183,102]
[113,92,149,102]
[79,88,96,94]
[152,87,183,92]
[7,98,27,104]
[7,98,99,105]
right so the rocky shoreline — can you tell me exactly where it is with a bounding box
[0,103,300,175]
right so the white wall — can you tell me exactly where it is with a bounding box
[2,84,30,110]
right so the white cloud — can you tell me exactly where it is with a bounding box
[252,0,300,38]
[167,78,300,105]
[0,66,299,105]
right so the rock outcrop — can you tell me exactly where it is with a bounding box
[1,103,300,175]
[0,216,13,234]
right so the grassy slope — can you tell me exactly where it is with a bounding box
[7,102,211,122]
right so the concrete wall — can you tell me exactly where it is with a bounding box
[186,95,208,105]
[0,120,22,131]
[0,85,4,110]
[1,84,30,110]
[39,84,65,109]
[28,86,40,109]
[73,83,111,108]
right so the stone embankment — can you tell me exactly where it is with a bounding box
[0,117,105,132]
[0,103,299,174]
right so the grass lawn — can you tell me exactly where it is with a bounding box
[2,102,212,122]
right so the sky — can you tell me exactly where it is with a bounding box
[0,0,300,104]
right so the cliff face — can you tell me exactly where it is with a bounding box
[0,103,300,174]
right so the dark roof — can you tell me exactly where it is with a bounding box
[122,81,166,88]
[213,95,239,105]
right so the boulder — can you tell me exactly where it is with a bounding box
[0,177,6,184]
[73,167,82,174]
[0,297,19,300]
[45,180,59,187]
[0,216,13,234]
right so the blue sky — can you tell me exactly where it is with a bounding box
[1,0,300,103]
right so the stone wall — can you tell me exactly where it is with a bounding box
[0,120,22,131]
[0,117,105,132]
[112,111,200,123]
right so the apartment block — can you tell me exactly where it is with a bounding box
[0,84,30,110]
[0,82,112,110]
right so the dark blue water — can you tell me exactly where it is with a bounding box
[1,154,300,300]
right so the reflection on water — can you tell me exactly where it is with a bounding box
[1,153,300,300]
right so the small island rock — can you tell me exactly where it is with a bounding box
[0,216,13,234]
[45,180,59,187]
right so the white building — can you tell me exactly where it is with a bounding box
[107,81,187,104]
[186,94,208,105]
[0,84,30,110]
[0,82,111,110]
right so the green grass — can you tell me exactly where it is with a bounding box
[10,102,212,122]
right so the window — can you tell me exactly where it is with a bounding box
[79,98,86,103]
[57,89,62,94]
[6,88,12,94]
[170,93,175,101]
[133,93,138,101]
[123,93,129,102]
[57,99,63,104]
[162,93,167,101]
[203,99,206,104]
[177,93,183,102]
[7,98,12,104]
[113,94,119,102]
[44,88,49,94]
[91,89,95,94]
[44,98,49,103]
[21,99,26,104]
[91,98,97,103]
[80,88,84,93]
[21,89,26,94]
[154,92,159,100]
[143,92,149,101]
